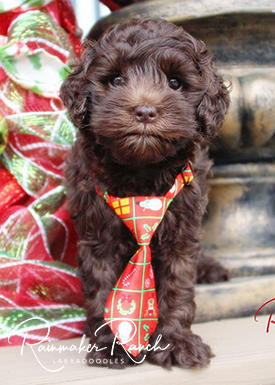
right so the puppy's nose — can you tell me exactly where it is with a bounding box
[134,105,158,123]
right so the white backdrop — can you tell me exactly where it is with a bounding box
[71,0,111,37]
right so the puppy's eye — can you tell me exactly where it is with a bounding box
[168,78,182,90]
[110,76,123,86]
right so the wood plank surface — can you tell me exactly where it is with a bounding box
[2,315,275,385]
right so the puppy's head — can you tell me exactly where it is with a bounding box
[61,18,230,166]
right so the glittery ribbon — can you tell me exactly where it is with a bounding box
[0,1,53,12]
[0,0,85,346]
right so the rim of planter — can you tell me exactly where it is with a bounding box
[88,0,275,39]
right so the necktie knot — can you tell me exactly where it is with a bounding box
[106,196,167,245]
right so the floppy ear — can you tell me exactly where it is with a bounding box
[60,40,95,130]
[195,39,230,139]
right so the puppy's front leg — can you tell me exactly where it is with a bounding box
[147,207,213,369]
[76,195,136,368]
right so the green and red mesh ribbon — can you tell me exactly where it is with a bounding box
[0,0,85,347]
[100,0,146,12]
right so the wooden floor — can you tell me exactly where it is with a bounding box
[2,315,275,385]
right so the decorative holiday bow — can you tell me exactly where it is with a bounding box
[97,162,194,357]
[0,0,85,347]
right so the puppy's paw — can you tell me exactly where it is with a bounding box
[86,342,135,369]
[147,333,213,369]
[171,334,213,368]
[197,255,230,284]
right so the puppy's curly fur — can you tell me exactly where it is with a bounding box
[60,18,230,369]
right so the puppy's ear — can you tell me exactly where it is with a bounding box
[194,39,230,139]
[60,40,95,130]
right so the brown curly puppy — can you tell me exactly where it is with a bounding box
[60,18,230,369]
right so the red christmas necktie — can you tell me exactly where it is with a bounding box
[96,163,194,357]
